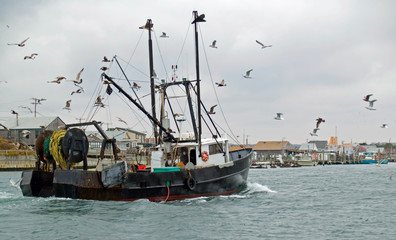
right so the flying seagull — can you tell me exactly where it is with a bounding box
[24,53,38,60]
[73,68,84,85]
[274,113,284,120]
[21,130,30,138]
[365,99,377,110]
[117,117,128,125]
[102,56,111,62]
[380,124,388,128]
[9,178,22,188]
[0,123,8,130]
[256,40,272,49]
[215,79,226,87]
[243,69,253,78]
[363,94,373,102]
[209,40,217,48]
[310,128,319,136]
[71,87,84,95]
[316,117,325,129]
[48,76,66,84]
[8,37,29,47]
[63,100,71,111]
[160,32,169,38]
[100,66,108,71]
[132,82,141,90]
[208,105,217,114]
[20,105,33,113]
[95,96,105,107]
[173,113,184,118]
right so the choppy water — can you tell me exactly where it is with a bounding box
[1,164,396,240]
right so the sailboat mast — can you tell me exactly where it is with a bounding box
[146,19,159,145]
[192,11,204,151]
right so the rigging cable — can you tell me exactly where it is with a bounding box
[153,30,170,82]
[198,25,241,144]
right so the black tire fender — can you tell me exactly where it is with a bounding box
[186,176,196,190]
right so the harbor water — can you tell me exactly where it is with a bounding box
[1,164,396,239]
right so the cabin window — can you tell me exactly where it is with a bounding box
[209,144,223,155]
[190,148,196,165]
[179,147,189,165]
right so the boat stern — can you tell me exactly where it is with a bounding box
[20,170,55,197]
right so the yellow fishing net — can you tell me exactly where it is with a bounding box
[49,130,68,169]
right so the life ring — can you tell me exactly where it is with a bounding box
[186,176,196,190]
[201,151,209,162]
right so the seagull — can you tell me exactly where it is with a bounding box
[243,69,253,78]
[309,128,319,136]
[20,106,33,113]
[256,40,272,49]
[152,69,158,79]
[274,113,284,120]
[117,117,128,125]
[73,68,84,85]
[363,94,373,102]
[9,178,22,188]
[316,118,325,129]
[380,124,388,128]
[102,56,111,62]
[95,96,105,107]
[63,100,71,110]
[139,22,153,30]
[215,79,226,87]
[365,99,377,110]
[23,53,38,60]
[47,76,65,84]
[132,82,141,90]
[8,37,29,47]
[209,40,217,48]
[37,98,46,104]
[71,87,84,95]
[0,123,8,130]
[21,130,30,138]
[160,32,169,38]
[207,105,217,114]
[192,14,206,24]
[100,66,108,71]
[173,113,184,118]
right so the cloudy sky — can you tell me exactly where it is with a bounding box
[1,0,396,145]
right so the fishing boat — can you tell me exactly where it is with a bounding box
[360,151,388,164]
[20,11,253,201]
[295,153,317,166]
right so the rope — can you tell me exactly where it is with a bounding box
[164,185,170,202]
[49,130,68,169]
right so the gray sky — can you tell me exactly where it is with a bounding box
[1,0,396,145]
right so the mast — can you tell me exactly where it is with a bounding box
[141,19,159,145]
[192,11,205,154]
[102,73,176,142]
